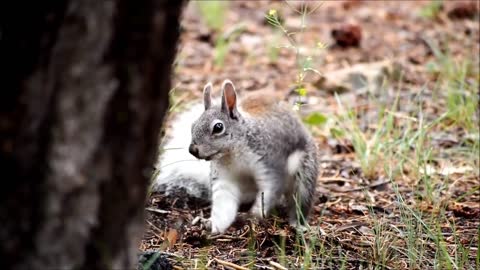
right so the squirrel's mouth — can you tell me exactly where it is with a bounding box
[204,151,221,161]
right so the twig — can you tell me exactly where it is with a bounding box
[308,1,324,15]
[191,215,201,225]
[283,0,301,14]
[214,258,249,270]
[205,259,214,268]
[318,176,353,183]
[325,197,341,207]
[146,220,163,235]
[269,260,288,270]
[259,235,268,248]
[241,261,255,269]
[209,234,242,240]
[238,225,251,238]
[146,207,171,214]
[216,238,232,242]
[255,264,274,270]
[336,222,369,232]
[330,179,389,193]
[385,109,418,122]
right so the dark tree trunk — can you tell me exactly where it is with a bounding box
[0,0,184,269]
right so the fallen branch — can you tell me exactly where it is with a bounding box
[146,207,171,214]
[146,220,163,235]
[214,258,249,270]
[318,176,353,183]
[329,179,389,193]
[205,259,214,268]
[269,260,288,270]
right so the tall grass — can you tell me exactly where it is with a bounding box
[196,1,227,32]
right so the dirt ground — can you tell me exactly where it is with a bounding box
[140,1,479,269]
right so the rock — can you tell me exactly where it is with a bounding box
[448,2,479,20]
[342,0,364,10]
[239,34,263,50]
[331,24,362,48]
[313,60,399,94]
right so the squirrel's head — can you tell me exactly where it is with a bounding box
[189,80,242,161]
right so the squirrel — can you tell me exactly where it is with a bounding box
[154,80,319,234]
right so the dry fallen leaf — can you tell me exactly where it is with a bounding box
[165,228,178,249]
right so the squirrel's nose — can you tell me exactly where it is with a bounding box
[189,144,199,158]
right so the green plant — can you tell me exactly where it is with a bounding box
[196,1,244,68]
[424,38,479,132]
[141,252,161,270]
[213,24,246,67]
[333,93,394,179]
[196,1,227,32]
[419,0,443,19]
[264,3,326,110]
[370,217,396,268]
[267,31,282,63]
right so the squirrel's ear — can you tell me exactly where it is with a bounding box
[221,79,239,119]
[203,82,212,110]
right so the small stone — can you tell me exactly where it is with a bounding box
[331,24,362,48]
[448,2,479,20]
[313,60,395,94]
[342,0,364,10]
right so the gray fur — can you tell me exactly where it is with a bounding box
[190,80,319,233]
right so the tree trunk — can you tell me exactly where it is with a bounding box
[0,0,184,269]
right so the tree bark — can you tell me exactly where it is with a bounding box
[0,0,184,269]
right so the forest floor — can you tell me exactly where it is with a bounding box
[140,1,479,269]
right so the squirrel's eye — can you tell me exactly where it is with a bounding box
[212,122,224,134]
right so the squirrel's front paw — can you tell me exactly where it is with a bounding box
[210,217,229,234]
[194,215,227,234]
[210,222,220,235]
[192,216,229,235]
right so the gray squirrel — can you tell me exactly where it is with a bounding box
[154,80,319,234]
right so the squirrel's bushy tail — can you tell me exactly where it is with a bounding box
[288,142,319,226]
[151,102,211,198]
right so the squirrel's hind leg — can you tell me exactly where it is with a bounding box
[250,170,285,219]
